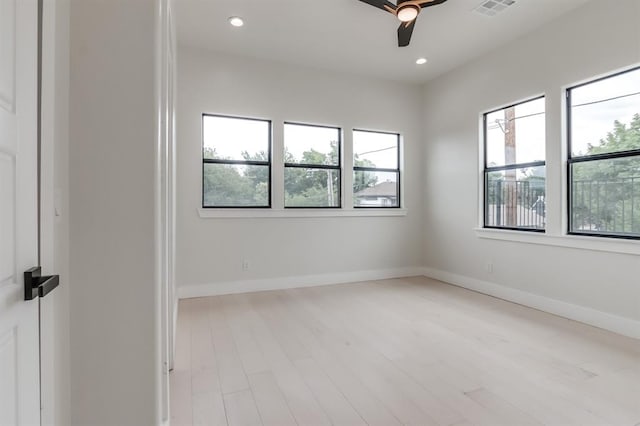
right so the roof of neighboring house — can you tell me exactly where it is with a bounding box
[355,181,397,197]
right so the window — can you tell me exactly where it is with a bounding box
[284,123,341,208]
[568,67,640,238]
[353,130,400,208]
[484,97,546,231]
[202,114,271,207]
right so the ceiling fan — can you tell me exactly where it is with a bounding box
[357,0,449,47]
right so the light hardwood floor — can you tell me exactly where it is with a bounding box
[170,277,640,426]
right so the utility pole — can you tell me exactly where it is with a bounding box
[327,169,334,206]
[505,107,517,227]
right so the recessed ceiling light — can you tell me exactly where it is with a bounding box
[228,16,244,27]
[416,58,428,65]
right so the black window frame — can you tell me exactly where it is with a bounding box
[352,129,401,209]
[567,66,640,240]
[283,121,342,209]
[201,113,272,209]
[483,95,546,232]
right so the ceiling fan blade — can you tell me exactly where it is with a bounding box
[358,0,397,14]
[397,18,416,47]
[417,0,448,8]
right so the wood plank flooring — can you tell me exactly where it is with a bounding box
[170,276,640,426]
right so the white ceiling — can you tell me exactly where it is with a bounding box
[174,0,591,84]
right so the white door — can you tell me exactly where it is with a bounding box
[0,0,41,424]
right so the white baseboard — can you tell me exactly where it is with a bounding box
[177,265,640,340]
[178,267,425,299]
[422,267,640,340]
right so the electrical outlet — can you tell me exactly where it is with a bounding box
[242,259,250,271]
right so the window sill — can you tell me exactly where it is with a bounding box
[198,208,408,219]
[475,227,640,256]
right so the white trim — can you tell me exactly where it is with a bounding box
[198,208,408,219]
[422,267,640,339]
[179,265,640,339]
[167,0,177,374]
[40,1,71,423]
[475,227,640,256]
[40,0,57,422]
[178,267,424,299]
[153,0,170,422]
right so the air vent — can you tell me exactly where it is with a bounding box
[473,0,516,17]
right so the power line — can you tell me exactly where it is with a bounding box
[356,146,396,156]
[488,112,545,131]
[509,111,545,121]
[491,111,544,123]
[572,90,640,108]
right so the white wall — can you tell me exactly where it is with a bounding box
[176,47,425,293]
[422,0,640,325]
[69,0,159,424]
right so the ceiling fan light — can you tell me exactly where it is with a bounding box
[228,16,244,27]
[397,5,419,22]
